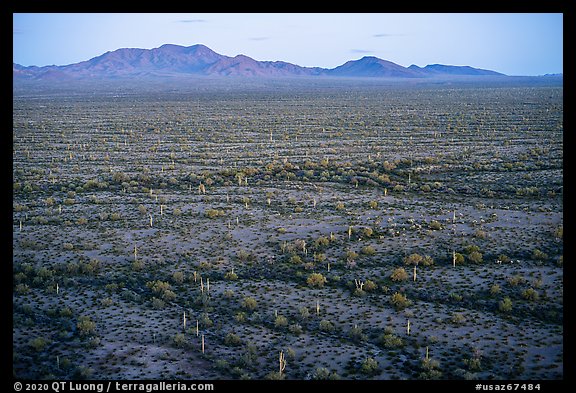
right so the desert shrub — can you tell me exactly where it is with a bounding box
[521,288,540,301]
[348,325,367,342]
[172,271,185,284]
[362,227,374,237]
[146,280,176,301]
[361,245,376,256]
[468,251,483,264]
[421,255,434,266]
[499,297,513,313]
[224,333,242,346]
[489,284,501,295]
[241,296,257,311]
[224,270,238,281]
[359,357,379,376]
[298,307,310,320]
[307,273,327,288]
[319,319,335,332]
[390,292,411,310]
[419,357,442,380]
[335,201,345,211]
[450,313,467,325]
[368,200,378,209]
[390,267,409,282]
[265,371,285,380]
[289,255,303,265]
[15,284,30,294]
[29,337,49,352]
[288,323,303,335]
[464,244,480,254]
[497,254,510,263]
[454,252,465,265]
[199,312,213,328]
[205,208,225,219]
[312,367,340,380]
[173,333,188,348]
[474,229,487,239]
[507,275,525,287]
[364,280,377,291]
[346,250,359,261]
[236,249,254,261]
[379,333,404,348]
[151,297,165,309]
[532,249,548,261]
[275,315,289,328]
[77,316,96,337]
[314,236,330,248]
[429,220,442,230]
[554,225,563,240]
[138,204,147,214]
[403,253,423,265]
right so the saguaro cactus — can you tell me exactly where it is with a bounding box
[279,350,287,375]
[407,319,411,335]
[413,265,417,282]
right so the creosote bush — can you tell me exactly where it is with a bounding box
[390,267,409,282]
[307,273,327,288]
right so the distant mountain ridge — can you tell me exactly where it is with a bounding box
[13,43,506,81]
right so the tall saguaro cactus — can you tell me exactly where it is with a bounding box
[279,350,287,376]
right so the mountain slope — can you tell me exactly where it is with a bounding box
[408,63,504,76]
[328,56,421,78]
[13,44,507,81]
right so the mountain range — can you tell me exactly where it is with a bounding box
[13,43,506,81]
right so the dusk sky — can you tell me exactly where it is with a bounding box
[13,13,563,76]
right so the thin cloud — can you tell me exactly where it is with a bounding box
[373,33,405,37]
[178,19,206,23]
[350,49,374,53]
[249,37,269,41]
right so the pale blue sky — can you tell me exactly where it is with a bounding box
[13,13,563,76]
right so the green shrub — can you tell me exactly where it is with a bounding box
[77,316,96,337]
[379,333,404,348]
[241,296,257,311]
[390,292,411,310]
[224,332,242,346]
[499,297,513,313]
[360,357,379,375]
[29,337,49,352]
[390,267,409,282]
[307,273,327,288]
[319,319,335,332]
